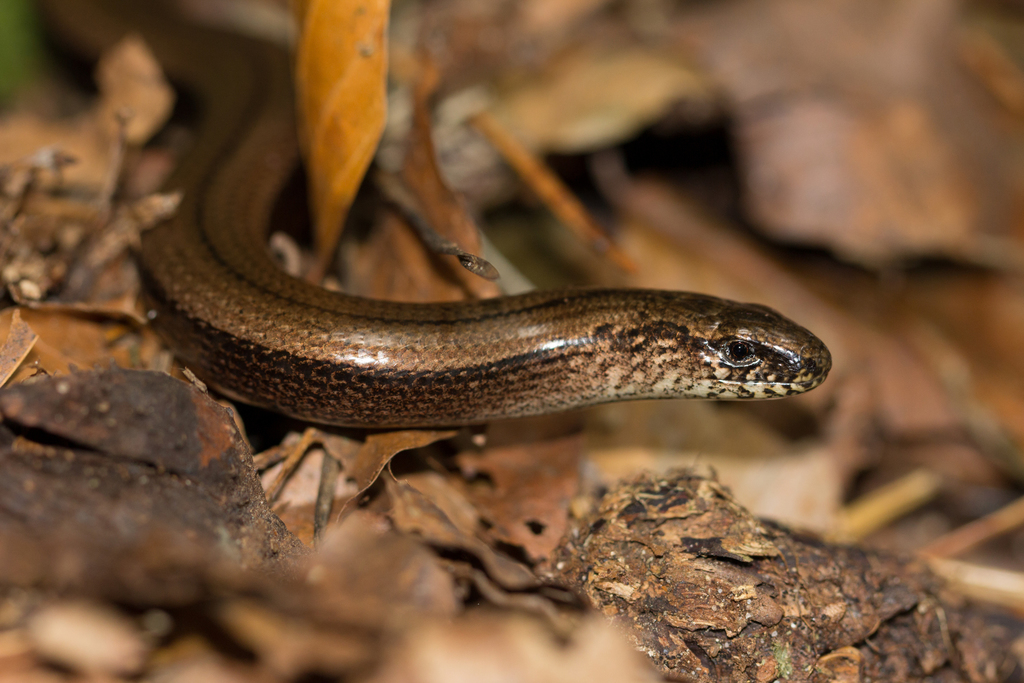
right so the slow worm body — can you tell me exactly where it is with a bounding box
[39,0,831,427]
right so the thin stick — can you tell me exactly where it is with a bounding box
[470,110,637,273]
[921,494,1024,558]
[265,427,318,504]
[314,449,342,546]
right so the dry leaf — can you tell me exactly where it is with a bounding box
[366,612,660,683]
[0,307,153,382]
[386,475,537,590]
[472,111,636,273]
[866,330,961,437]
[27,600,149,677]
[738,97,978,263]
[293,0,390,264]
[308,509,460,617]
[94,34,175,145]
[264,427,321,503]
[456,434,582,562]
[0,310,37,386]
[337,429,457,515]
[0,36,172,195]
[398,472,482,538]
[263,436,360,546]
[345,210,475,302]
[676,0,1012,265]
[491,45,713,153]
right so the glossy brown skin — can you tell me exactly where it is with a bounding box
[40,0,832,427]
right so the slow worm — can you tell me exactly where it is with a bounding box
[38,0,831,427]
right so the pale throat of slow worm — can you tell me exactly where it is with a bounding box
[39,0,833,428]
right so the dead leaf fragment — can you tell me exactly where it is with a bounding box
[738,97,978,263]
[472,111,636,273]
[0,307,159,384]
[27,600,149,676]
[456,433,583,562]
[491,45,714,153]
[215,600,374,678]
[338,429,457,515]
[0,35,172,196]
[676,0,1011,265]
[0,310,37,386]
[293,0,390,263]
[387,475,537,590]
[365,612,660,683]
[395,59,500,299]
[94,34,175,144]
[308,510,459,618]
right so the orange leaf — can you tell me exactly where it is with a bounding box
[0,310,38,386]
[292,0,390,265]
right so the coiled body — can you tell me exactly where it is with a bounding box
[40,0,832,427]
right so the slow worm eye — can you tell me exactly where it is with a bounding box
[722,340,758,366]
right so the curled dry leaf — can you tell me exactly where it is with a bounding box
[292,0,390,264]
[336,429,458,516]
[0,309,37,386]
[258,429,460,543]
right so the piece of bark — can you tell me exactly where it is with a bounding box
[0,366,306,603]
[544,470,1016,682]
